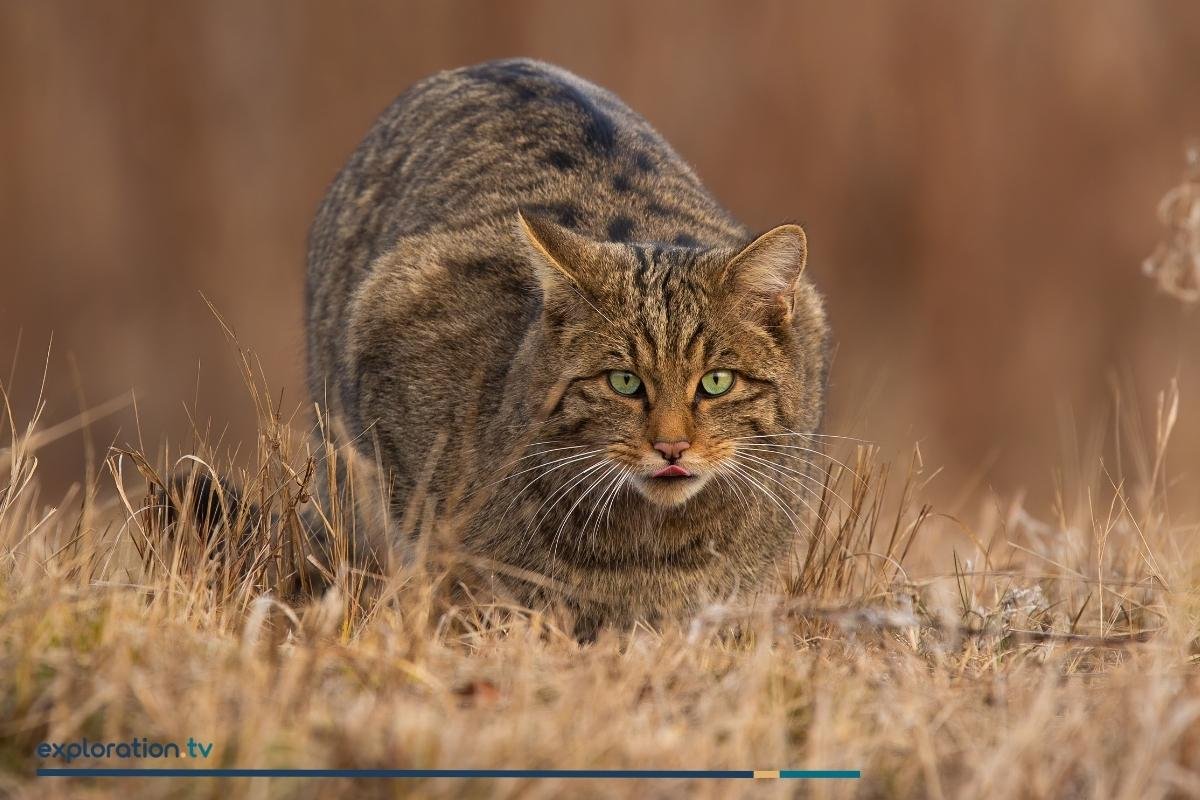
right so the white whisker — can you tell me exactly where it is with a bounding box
[526,458,609,545]
[498,453,606,531]
[731,457,824,520]
[550,460,617,559]
[714,470,752,516]
[730,431,870,444]
[724,460,815,541]
[737,443,867,487]
[480,448,605,505]
[600,467,629,538]
[782,426,872,446]
[735,451,853,512]
[487,442,594,479]
[581,464,626,553]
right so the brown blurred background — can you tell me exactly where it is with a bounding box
[2,1,1199,509]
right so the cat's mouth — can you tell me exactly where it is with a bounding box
[634,463,709,506]
[651,464,692,479]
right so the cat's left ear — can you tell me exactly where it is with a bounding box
[721,224,808,318]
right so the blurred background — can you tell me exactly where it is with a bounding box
[2,0,1199,511]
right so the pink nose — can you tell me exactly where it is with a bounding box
[653,440,691,461]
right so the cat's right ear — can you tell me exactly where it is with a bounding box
[516,211,597,306]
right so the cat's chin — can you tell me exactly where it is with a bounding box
[632,472,711,507]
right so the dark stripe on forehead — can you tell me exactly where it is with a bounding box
[625,332,644,364]
[663,260,710,360]
[684,319,706,361]
[632,245,651,294]
[660,269,675,312]
[639,316,659,355]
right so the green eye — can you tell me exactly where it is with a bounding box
[608,370,642,396]
[699,369,735,397]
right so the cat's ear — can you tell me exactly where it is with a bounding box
[516,210,599,304]
[721,224,808,317]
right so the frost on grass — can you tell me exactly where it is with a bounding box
[1144,141,1200,303]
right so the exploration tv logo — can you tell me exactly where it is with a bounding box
[37,737,214,764]
[35,739,859,783]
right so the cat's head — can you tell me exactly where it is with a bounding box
[519,212,829,508]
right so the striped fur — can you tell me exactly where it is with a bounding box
[306,59,829,632]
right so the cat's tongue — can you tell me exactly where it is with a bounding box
[652,464,691,478]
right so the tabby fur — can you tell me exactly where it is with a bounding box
[305,59,829,631]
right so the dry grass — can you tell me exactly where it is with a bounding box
[1144,142,1200,304]
[1,341,1198,800]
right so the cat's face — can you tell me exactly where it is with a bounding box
[521,214,828,508]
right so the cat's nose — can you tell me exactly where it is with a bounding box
[652,440,691,462]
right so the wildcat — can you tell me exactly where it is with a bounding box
[305,59,829,632]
